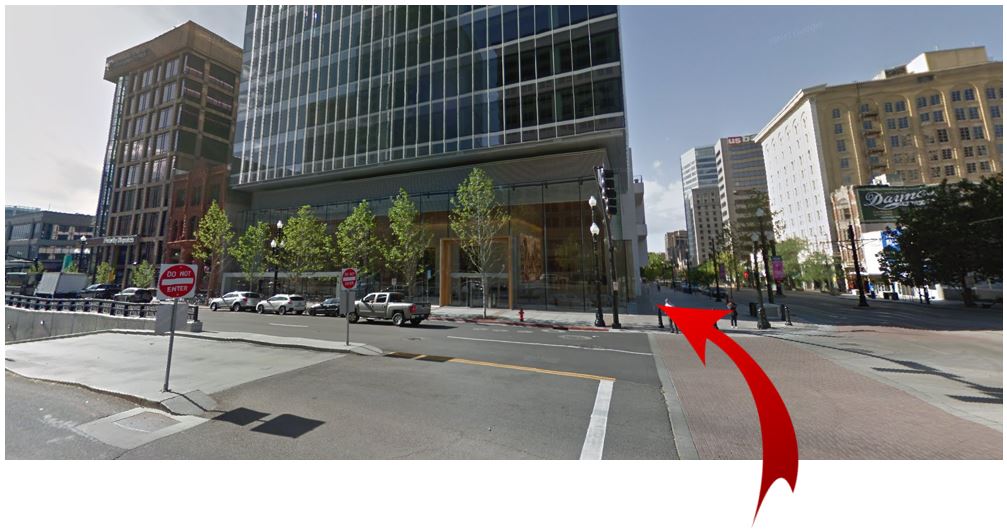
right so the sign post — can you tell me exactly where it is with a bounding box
[341,268,358,346]
[157,263,197,392]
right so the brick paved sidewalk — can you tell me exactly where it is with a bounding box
[652,333,1002,459]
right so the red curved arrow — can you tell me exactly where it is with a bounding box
[659,305,798,522]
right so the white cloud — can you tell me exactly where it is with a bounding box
[652,159,664,170]
[641,178,685,253]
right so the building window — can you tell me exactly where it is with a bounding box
[884,102,893,113]
[996,124,1003,138]
[966,162,977,174]
[895,101,906,112]
[840,158,849,169]
[992,106,1001,119]
[866,137,877,148]
[898,117,909,129]
[832,108,841,119]
[836,139,846,152]
[980,161,992,172]
[834,123,843,134]
[920,112,930,123]
[859,103,869,113]
[174,188,185,207]
[944,165,955,176]
[863,120,873,130]
[951,90,961,102]
[890,136,900,148]
[929,167,940,178]
[916,96,927,108]
[964,88,975,101]
[885,118,896,129]
[986,87,998,100]
[930,94,941,105]
[934,110,944,122]
[973,126,985,140]
[937,129,949,142]
[968,107,980,120]
[977,145,989,156]
[964,146,975,157]
[941,148,953,160]
[959,127,971,140]
[954,108,966,121]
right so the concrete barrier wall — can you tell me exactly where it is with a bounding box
[4,307,199,343]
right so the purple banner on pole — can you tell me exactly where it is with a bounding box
[772,256,785,281]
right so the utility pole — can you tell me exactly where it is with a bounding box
[848,224,869,307]
[596,165,621,329]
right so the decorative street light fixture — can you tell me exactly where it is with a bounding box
[848,224,870,308]
[750,232,771,329]
[78,235,87,272]
[271,219,285,295]
[588,196,606,327]
[710,238,722,302]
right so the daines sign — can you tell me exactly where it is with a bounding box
[856,185,933,223]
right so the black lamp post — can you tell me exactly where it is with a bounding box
[77,235,88,273]
[271,219,284,296]
[848,224,869,307]
[588,196,605,327]
[750,232,771,329]
[710,238,722,302]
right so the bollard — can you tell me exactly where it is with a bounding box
[519,308,525,322]
[785,305,793,326]
[657,307,665,328]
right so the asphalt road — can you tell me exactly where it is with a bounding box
[199,308,663,386]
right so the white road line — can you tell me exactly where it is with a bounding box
[579,379,614,460]
[268,323,309,328]
[446,336,652,356]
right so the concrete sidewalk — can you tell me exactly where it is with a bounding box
[4,331,374,414]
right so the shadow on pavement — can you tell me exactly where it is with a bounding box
[213,407,325,439]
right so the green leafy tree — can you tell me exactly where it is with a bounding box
[775,238,807,290]
[231,221,271,291]
[888,176,1002,306]
[95,261,115,285]
[62,261,79,273]
[800,251,834,290]
[383,189,432,295]
[449,168,511,318]
[277,205,335,294]
[335,199,381,281]
[192,200,234,297]
[132,260,156,288]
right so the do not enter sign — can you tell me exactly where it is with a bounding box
[341,268,358,290]
[158,263,198,299]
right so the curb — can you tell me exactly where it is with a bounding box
[5,368,167,412]
[429,315,609,332]
[173,331,374,355]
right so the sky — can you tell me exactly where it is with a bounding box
[4,4,1003,254]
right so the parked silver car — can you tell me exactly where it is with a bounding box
[209,291,262,312]
[255,294,307,315]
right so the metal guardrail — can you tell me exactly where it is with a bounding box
[5,294,199,321]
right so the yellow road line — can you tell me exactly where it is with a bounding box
[447,357,615,382]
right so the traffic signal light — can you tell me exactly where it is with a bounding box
[596,166,618,216]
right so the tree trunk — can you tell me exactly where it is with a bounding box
[481,272,488,318]
[960,272,975,307]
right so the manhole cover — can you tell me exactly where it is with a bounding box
[113,411,180,433]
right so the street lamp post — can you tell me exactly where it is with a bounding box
[751,232,771,329]
[848,224,869,307]
[588,196,606,327]
[78,235,87,273]
[710,239,722,302]
[271,220,284,296]
[755,208,775,304]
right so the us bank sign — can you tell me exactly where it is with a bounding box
[856,186,933,223]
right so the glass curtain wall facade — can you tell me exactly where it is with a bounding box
[234,5,623,184]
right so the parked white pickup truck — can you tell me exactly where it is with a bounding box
[346,292,431,327]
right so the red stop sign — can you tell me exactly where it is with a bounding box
[341,268,357,289]
[158,264,197,299]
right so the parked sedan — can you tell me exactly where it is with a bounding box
[308,297,341,316]
[209,291,262,312]
[113,287,156,303]
[80,284,120,300]
[256,294,307,315]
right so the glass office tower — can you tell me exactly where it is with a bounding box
[229,5,646,311]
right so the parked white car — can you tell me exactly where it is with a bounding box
[209,291,262,312]
[255,294,307,315]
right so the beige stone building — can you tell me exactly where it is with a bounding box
[756,47,1003,268]
[685,186,723,264]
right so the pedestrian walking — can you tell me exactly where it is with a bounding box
[728,299,738,328]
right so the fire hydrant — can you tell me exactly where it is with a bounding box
[519,308,525,322]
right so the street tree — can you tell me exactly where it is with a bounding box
[335,199,381,284]
[231,221,271,291]
[449,168,510,318]
[280,205,335,294]
[95,262,115,285]
[775,238,807,290]
[62,261,79,273]
[800,251,835,292]
[889,176,1002,306]
[384,189,432,295]
[192,200,234,297]
[132,260,156,288]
